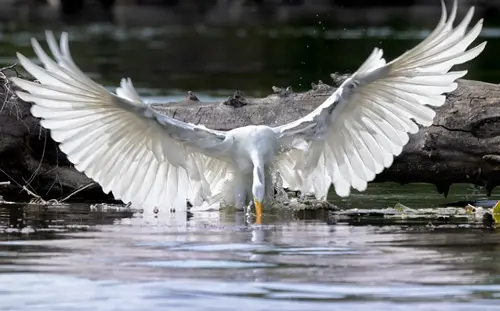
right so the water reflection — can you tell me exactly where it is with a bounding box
[0,198,498,309]
[0,202,500,295]
[0,200,496,304]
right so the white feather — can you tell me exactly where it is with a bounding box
[273,0,486,199]
[11,32,235,214]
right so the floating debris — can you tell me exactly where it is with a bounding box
[331,202,497,228]
[492,201,500,224]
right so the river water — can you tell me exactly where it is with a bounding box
[1,22,500,310]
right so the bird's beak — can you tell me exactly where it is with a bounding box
[254,198,262,224]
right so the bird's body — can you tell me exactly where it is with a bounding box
[224,125,280,212]
[10,0,487,219]
[227,125,279,174]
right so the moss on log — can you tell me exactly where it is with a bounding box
[1,65,500,202]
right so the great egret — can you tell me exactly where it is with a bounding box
[11,0,486,222]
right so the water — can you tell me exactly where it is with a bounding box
[2,22,500,96]
[2,20,500,310]
[1,183,500,310]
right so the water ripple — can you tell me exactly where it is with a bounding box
[136,259,276,269]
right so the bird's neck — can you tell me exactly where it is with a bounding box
[251,155,266,201]
[253,163,264,186]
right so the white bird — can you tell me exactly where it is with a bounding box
[11,0,485,221]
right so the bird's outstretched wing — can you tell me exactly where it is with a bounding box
[11,31,234,214]
[272,0,486,199]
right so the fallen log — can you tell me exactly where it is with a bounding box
[1,65,500,202]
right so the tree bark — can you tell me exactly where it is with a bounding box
[1,66,499,202]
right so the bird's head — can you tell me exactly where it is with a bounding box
[252,178,265,206]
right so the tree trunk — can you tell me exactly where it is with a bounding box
[1,66,499,202]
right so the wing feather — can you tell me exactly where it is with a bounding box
[273,0,486,198]
[11,31,234,214]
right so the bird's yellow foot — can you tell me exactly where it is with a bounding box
[254,198,262,224]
